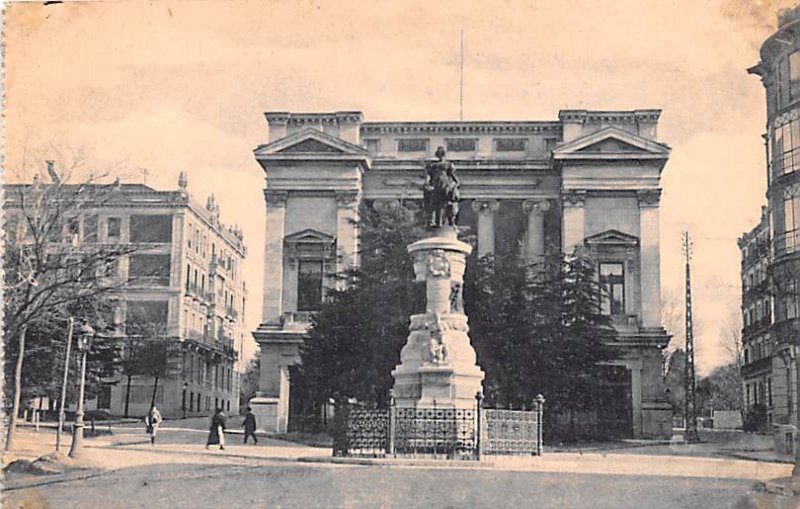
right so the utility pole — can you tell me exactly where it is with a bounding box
[683,232,700,443]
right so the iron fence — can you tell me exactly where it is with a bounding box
[332,395,545,460]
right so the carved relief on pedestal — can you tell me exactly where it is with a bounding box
[427,249,451,279]
[449,282,463,314]
[423,313,449,365]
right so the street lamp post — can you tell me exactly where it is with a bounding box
[68,323,95,459]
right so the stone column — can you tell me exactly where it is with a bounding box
[262,190,287,323]
[335,190,361,283]
[638,189,661,328]
[471,200,500,257]
[561,190,586,253]
[522,199,550,262]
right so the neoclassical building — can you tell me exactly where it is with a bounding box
[252,109,673,438]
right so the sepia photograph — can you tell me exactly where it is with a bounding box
[2,0,800,507]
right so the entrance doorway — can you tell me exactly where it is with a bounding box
[596,365,634,439]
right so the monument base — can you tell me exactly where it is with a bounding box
[393,364,484,409]
[391,227,484,410]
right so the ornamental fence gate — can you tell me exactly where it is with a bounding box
[332,395,545,460]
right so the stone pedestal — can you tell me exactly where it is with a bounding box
[391,227,484,409]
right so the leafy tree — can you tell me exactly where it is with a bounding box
[298,202,426,413]
[3,295,120,409]
[696,362,743,416]
[466,251,621,439]
[664,348,686,418]
[239,351,261,409]
[3,169,136,450]
[301,201,622,440]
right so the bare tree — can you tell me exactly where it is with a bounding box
[119,319,179,416]
[3,163,137,452]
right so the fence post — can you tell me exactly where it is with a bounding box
[332,398,349,457]
[388,391,396,457]
[535,394,545,456]
[475,391,483,461]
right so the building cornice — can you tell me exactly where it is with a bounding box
[361,122,562,136]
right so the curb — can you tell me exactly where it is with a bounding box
[725,452,795,465]
[3,468,106,491]
[88,444,313,465]
[297,456,494,468]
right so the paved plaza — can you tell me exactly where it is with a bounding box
[1,426,796,508]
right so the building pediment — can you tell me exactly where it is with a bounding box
[254,128,369,159]
[584,229,640,247]
[284,228,336,259]
[553,127,670,161]
[284,228,335,244]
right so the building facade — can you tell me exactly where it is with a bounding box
[252,109,673,438]
[738,208,779,424]
[744,6,800,428]
[5,175,248,418]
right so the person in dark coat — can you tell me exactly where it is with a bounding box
[242,406,257,445]
[205,408,227,450]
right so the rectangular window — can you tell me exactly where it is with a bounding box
[130,215,172,243]
[129,254,171,285]
[495,138,527,152]
[768,378,773,406]
[446,138,477,152]
[107,217,121,240]
[790,52,800,100]
[297,260,324,311]
[785,193,800,233]
[599,262,625,315]
[126,300,169,328]
[397,138,429,152]
[5,216,18,245]
[364,139,380,153]
[84,215,98,243]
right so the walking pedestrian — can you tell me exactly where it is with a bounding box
[205,407,226,450]
[242,406,258,445]
[145,406,162,446]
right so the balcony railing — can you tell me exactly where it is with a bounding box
[774,229,800,258]
[773,318,800,346]
[771,148,800,181]
[130,275,170,286]
[742,356,773,377]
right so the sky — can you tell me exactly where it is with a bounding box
[4,0,795,374]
